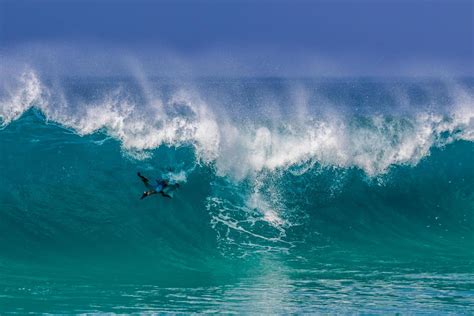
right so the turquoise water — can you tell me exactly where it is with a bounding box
[0,74,473,313]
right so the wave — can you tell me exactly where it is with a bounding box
[1,69,473,262]
[1,111,473,260]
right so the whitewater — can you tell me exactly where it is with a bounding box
[0,69,473,313]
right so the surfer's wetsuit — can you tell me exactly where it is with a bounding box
[138,172,174,199]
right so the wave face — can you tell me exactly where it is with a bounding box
[0,72,473,313]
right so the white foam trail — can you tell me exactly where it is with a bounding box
[246,191,285,227]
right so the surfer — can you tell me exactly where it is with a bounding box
[138,172,179,199]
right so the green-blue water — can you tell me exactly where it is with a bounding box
[0,74,473,313]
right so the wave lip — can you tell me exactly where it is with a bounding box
[1,70,473,178]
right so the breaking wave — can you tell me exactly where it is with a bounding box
[1,68,473,313]
[1,69,473,178]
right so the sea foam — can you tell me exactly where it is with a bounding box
[1,69,473,179]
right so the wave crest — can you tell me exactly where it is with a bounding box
[1,69,473,178]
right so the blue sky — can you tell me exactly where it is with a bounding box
[1,0,473,76]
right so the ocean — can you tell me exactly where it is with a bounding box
[0,71,473,313]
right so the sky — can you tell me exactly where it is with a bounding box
[1,0,473,77]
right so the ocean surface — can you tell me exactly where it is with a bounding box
[0,71,473,313]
